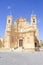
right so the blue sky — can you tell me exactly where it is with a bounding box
[0,0,43,40]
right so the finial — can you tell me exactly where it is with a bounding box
[31,10,36,16]
[32,11,34,15]
[8,6,12,16]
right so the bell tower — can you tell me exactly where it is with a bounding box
[4,16,12,48]
[31,15,39,44]
[7,16,12,25]
[31,15,37,25]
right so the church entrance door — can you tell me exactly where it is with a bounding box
[19,39,23,47]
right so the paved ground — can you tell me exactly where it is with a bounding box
[0,52,43,65]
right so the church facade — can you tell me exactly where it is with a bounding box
[0,15,39,51]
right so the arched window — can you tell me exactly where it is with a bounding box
[33,19,35,23]
[8,19,10,23]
